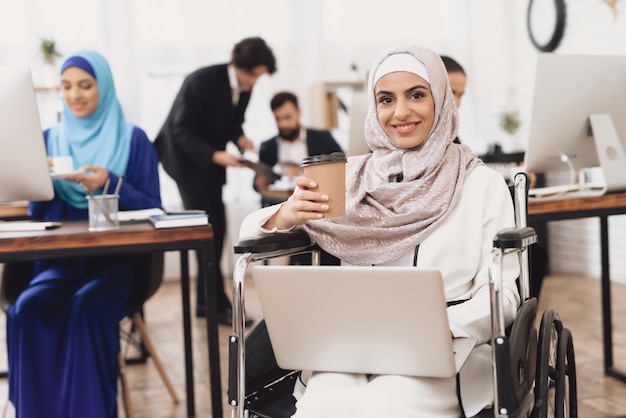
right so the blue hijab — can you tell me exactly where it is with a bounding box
[47,50,133,209]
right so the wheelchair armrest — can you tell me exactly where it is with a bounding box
[234,229,314,254]
[493,227,537,250]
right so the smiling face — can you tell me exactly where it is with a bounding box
[374,71,435,149]
[61,66,99,118]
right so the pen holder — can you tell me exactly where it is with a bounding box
[87,195,119,232]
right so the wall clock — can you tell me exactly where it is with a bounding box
[527,0,567,52]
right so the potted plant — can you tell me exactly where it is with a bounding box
[499,110,521,137]
[349,62,360,81]
[38,36,62,87]
[40,36,62,66]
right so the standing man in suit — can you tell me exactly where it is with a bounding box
[254,91,343,194]
[155,37,277,325]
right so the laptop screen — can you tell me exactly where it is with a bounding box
[251,265,475,377]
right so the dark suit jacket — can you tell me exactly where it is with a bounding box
[154,64,251,190]
[258,128,343,169]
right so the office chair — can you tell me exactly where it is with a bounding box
[229,173,578,418]
[0,252,178,417]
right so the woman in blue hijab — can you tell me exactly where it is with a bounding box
[6,50,161,417]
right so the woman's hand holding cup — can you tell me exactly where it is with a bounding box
[264,176,330,230]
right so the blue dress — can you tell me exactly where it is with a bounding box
[6,127,161,418]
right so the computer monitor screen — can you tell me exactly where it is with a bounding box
[0,66,54,204]
[524,54,626,191]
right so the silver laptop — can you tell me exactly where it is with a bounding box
[251,265,477,378]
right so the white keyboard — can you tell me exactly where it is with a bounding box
[529,183,606,198]
[528,184,581,197]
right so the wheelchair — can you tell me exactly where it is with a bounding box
[229,173,578,418]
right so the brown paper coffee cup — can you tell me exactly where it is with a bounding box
[301,152,347,218]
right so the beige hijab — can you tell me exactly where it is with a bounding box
[304,44,482,265]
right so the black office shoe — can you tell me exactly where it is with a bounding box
[196,305,253,327]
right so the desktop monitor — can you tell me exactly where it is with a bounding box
[0,66,54,203]
[524,53,626,192]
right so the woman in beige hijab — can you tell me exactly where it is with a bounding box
[240,44,520,417]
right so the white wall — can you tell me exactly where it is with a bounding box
[2,0,626,281]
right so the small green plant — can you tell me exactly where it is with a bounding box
[40,36,62,65]
[499,111,521,136]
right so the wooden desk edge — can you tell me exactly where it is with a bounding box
[0,222,213,255]
[528,192,626,216]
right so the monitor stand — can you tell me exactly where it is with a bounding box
[589,114,626,193]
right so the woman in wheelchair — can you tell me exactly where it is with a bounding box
[241,44,520,417]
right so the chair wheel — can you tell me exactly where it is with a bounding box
[534,309,561,418]
[555,327,577,417]
[534,310,578,418]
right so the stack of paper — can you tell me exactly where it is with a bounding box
[149,211,209,229]
[118,208,165,222]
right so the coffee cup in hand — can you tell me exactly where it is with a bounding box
[301,152,347,218]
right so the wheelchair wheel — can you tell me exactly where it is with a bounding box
[555,327,577,417]
[534,309,562,418]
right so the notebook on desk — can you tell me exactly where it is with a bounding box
[0,221,61,232]
[251,265,477,378]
